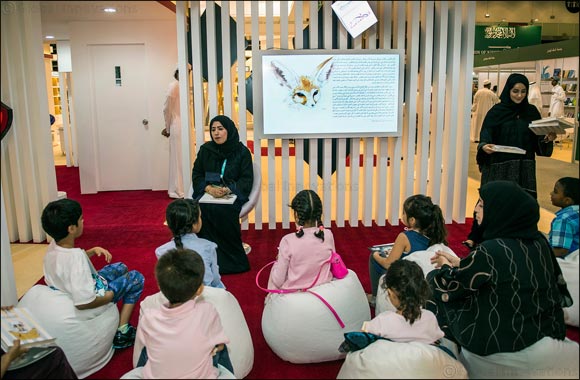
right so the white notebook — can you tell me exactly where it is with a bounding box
[491,145,526,155]
[199,192,237,204]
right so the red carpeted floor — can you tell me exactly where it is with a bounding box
[51,166,577,379]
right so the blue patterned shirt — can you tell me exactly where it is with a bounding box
[549,204,579,256]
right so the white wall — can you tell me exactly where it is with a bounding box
[69,20,177,193]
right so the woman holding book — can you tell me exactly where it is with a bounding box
[475,73,556,199]
[191,115,254,274]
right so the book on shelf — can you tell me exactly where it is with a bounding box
[553,68,561,78]
[199,192,237,205]
[1,307,56,351]
[567,69,575,79]
[490,145,526,155]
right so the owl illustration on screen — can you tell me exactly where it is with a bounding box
[270,57,334,108]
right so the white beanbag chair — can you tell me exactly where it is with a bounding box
[557,249,579,327]
[337,339,468,379]
[376,244,458,314]
[17,284,118,378]
[133,287,253,379]
[261,269,370,363]
[460,337,579,379]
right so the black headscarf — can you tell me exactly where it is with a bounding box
[478,180,540,241]
[483,73,540,128]
[208,115,241,155]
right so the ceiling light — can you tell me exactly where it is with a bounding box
[103,8,117,13]
[534,18,539,22]
[45,35,55,39]
[485,13,490,18]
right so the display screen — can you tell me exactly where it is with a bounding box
[253,49,404,139]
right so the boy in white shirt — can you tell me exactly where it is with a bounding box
[41,198,144,349]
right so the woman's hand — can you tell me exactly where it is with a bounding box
[430,250,460,268]
[482,144,495,154]
[544,132,557,142]
[87,247,112,263]
[205,185,231,198]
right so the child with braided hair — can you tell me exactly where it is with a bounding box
[155,199,225,289]
[362,260,444,344]
[267,189,336,290]
[368,194,448,306]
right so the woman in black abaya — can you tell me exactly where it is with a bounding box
[191,115,253,274]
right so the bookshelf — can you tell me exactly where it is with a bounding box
[51,75,61,115]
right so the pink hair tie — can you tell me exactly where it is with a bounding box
[296,225,303,232]
[318,225,324,231]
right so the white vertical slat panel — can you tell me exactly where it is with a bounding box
[176,1,192,198]
[348,22,363,227]
[190,2,206,147]
[387,1,405,226]
[361,1,377,227]
[348,138,360,227]
[251,1,263,229]
[415,1,434,195]
[334,19,348,227]
[294,2,305,196]
[374,0,392,226]
[280,1,291,228]
[221,1,232,116]
[266,2,277,229]
[235,1,247,142]
[1,1,57,243]
[452,1,475,223]
[401,1,420,202]
[322,1,332,228]
[308,1,319,193]
[206,1,219,117]
[440,2,462,222]
[235,1,251,230]
[427,1,448,202]
[1,183,18,305]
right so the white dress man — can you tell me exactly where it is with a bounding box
[528,81,543,115]
[162,67,185,199]
[549,77,565,118]
[470,79,499,142]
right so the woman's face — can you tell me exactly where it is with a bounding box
[474,197,484,225]
[509,83,527,104]
[211,121,228,145]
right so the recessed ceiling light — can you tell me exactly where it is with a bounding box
[103,8,117,13]
[45,35,55,39]
[484,13,490,18]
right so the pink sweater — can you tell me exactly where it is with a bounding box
[267,227,335,290]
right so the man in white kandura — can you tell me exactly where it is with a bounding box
[549,77,565,118]
[528,81,543,115]
[470,79,499,143]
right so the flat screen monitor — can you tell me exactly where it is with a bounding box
[253,49,404,139]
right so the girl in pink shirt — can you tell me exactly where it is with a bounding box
[267,190,335,290]
[362,260,444,344]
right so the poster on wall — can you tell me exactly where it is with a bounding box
[254,49,404,139]
[474,25,542,55]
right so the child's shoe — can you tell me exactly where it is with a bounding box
[113,324,136,349]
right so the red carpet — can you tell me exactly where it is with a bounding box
[49,166,577,379]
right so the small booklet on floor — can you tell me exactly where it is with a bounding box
[199,192,237,205]
[1,307,56,352]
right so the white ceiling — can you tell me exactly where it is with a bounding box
[40,1,579,42]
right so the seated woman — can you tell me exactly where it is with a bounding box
[191,115,253,274]
[428,180,571,358]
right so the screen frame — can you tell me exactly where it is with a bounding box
[252,48,405,139]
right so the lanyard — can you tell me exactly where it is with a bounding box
[220,159,227,180]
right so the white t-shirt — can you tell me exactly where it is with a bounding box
[362,309,444,344]
[43,240,98,306]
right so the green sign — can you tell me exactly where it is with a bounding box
[474,25,542,55]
